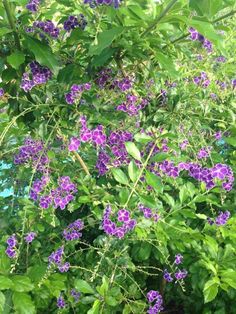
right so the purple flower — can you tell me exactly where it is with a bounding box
[33,20,60,38]
[146,290,163,313]
[25,232,36,244]
[5,247,17,259]
[63,219,84,241]
[174,254,183,265]
[174,269,188,280]
[215,211,230,226]
[71,289,81,302]
[26,0,40,12]
[63,14,87,32]
[57,294,66,309]
[117,209,130,222]
[6,234,17,248]
[58,262,70,273]
[48,247,64,265]
[0,88,4,97]
[68,137,81,151]
[163,269,173,282]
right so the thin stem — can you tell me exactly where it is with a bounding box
[124,138,159,208]
[142,0,178,37]
[73,151,91,176]
[3,0,21,51]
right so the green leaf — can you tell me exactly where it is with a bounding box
[0,276,12,290]
[74,279,94,294]
[128,160,139,182]
[151,153,169,162]
[203,279,219,303]
[134,133,152,143]
[125,142,141,161]
[25,36,59,73]
[12,292,36,314]
[11,276,34,292]
[145,171,163,193]
[0,27,12,37]
[87,300,101,314]
[89,27,123,55]
[221,269,236,289]
[96,276,109,296]
[224,137,236,147]
[7,51,25,70]
[111,168,129,185]
[105,296,119,306]
[0,292,5,314]
[155,51,178,78]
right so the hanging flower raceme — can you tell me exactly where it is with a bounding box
[189,27,213,53]
[5,234,18,258]
[146,290,163,314]
[48,246,70,273]
[63,219,84,241]
[32,20,60,38]
[84,0,122,9]
[116,94,149,116]
[26,0,40,12]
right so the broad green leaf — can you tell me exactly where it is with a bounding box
[74,279,94,294]
[7,51,25,70]
[25,36,59,73]
[96,276,109,296]
[0,276,12,290]
[128,160,139,182]
[125,142,141,161]
[0,292,5,314]
[151,153,169,162]
[87,300,101,314]
[105,296,119,307]
[203,279,219,303]
[134,133,152,143]
[89,27,123,56]
[0,28,12,37]
[11,276,34,292]
[12,292,36,314]
[156,51,178,78]
[145,171,163,193]
[111,168,129,185]
[221,269,236,289]
[224,137,236,147]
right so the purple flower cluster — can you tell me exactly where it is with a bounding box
[163,254,187,283]
[25,232,36,244]
[14,138,49,172]
[179,139,189,150]
[0,88,4,97]
[63,15,87,32]
[174,269,188,280]
[138,204,160,222]
[153,160,234,191]
[38,176,77,210]
[20,62,52,92]
[189,28,213,53]
[63,219,84,241]
[68,137,81,151]
[79,116,107,147]
[26,0,40,12]
[95,68,113,88]
[215,211,230,226]
[5,234,17,258]
[116,94,148,116]
[48,246,70,273]
[102,205,136,238]
[71,289,81,303]
[96,130,133,175]
[197,146,211,159]
[30,175,50,201]
[33,20,60,38]
[84,0,121,9]
[146,290,163,314]
[215,56,226,63]
[113,77,133,91]
[57,294,66,309]
[193,72,210,88]
[65,83,91,104]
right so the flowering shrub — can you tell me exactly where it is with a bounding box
[0,0,236,313]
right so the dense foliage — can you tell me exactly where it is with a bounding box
[0,0,236,313]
